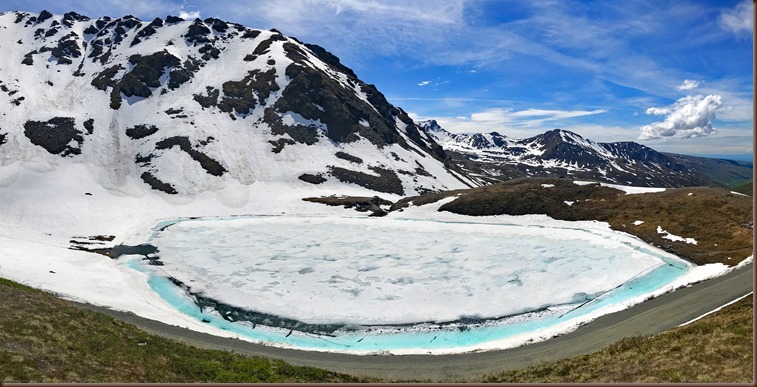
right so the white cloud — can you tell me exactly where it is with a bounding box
[468,107,606,128]
[508,108,607,119]
[179,10,201,19]
[639,95,723,140]
[645,106,671,115]
[675,79,700,91]
[720,0,752,34]
[417,81,431,86]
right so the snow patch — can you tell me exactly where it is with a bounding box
[657,226,697,245]
[280,111,326,129]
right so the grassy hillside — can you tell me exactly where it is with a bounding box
[665,153,753,188]
[730,179,753,196]
[483,295,753,383]
[0,276,752,383]
[0,278,373,383]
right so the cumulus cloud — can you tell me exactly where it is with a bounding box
[639,95,722,140]
[675,79,700,91]
[417,81,431,86]
[720,0,752,34]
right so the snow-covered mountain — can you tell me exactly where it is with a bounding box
[0,10,475,206]
[420,120,748,188]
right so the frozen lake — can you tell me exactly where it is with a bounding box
[127,214,692,354]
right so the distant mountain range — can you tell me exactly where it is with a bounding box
[420,120,752,188]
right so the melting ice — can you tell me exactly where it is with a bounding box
[128,214,692,354]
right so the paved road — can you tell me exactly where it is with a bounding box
[76,262,753,382]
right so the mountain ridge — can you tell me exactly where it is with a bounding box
[420,120,752,188]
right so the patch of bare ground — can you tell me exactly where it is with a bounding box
[302,195,392,216]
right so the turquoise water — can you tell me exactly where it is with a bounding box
[125,216,691,353]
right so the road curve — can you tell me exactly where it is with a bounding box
[75,262,753,382]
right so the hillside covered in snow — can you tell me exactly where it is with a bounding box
[0,10,474,209]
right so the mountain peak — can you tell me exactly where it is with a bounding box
[0,10,477,199]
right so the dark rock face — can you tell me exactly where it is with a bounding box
[168,57,201,90]
[155,136,227,176]
[119,51,181,98]
[303,195,392,216]
[37,10,53,24]
[125,124,159,140]
[21,50,35,65]
[165,15,184,24]
[193,86,220,108]
[204,17,228,32]
[51,32,82,64]
[62,11,90,27]
[298,173,327,184]
[329,166,404,195]
[218,68,279,115]
[83,118,94,134]
[241,29,260,40]
[265,108,319,145]
[23,117,83,156]
[140,172,177,194]
[186,20,212,44]
[304,43,358,79]
[90,65,122,90]
[268,137,296,153]
[198,43,221,60]
[335,151,363,164]
[274,61,365,144]
[0,132,7,146]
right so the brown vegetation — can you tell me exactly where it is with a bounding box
[394,178,753,266]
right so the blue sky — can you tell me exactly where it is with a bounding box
[2,1,754,159]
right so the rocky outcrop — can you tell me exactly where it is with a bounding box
[23,117,83,156]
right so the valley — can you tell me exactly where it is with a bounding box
[0,8,752,383]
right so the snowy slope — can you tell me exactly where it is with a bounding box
[0,11,474,210]
[420,120,719,187]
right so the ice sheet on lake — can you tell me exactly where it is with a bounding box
[149,216,677,325]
